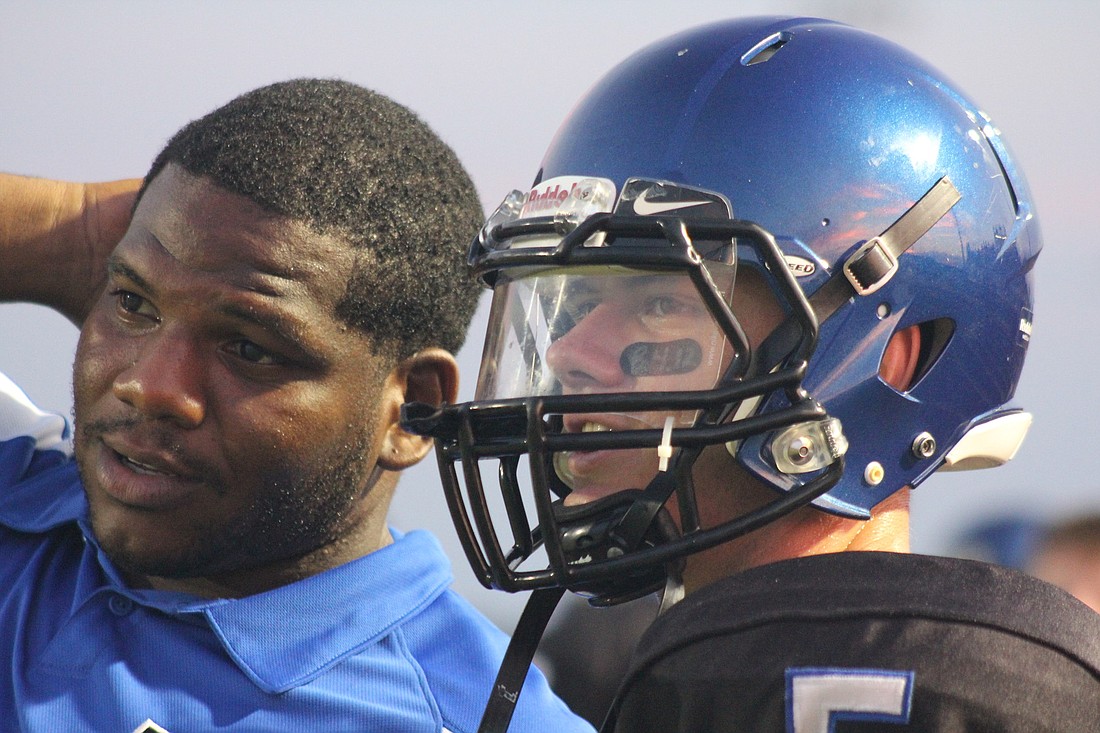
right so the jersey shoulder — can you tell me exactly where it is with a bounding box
[608,552,1100,732]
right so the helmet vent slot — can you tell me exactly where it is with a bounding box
[910,318,955,390]
[741,31,792,66]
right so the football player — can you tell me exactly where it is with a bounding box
[404,16,1100,732]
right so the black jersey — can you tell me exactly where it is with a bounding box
[605,552,1100,732]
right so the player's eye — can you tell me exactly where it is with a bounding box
[565,298,599,323]
[646,295,700,319]
[112,290,157,320]
[227,340,282,366]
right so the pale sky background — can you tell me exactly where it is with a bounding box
[2,0,1098,631]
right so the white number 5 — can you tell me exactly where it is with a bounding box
[786,667,914,733]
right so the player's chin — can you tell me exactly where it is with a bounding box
[555,446,659,505]
[562,487,610,507]
[95,529,209,579]
[87,500,218,578]
[561,475,655,507]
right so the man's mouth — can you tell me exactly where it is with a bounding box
[554,422,613,489]
[555,419,646,499]
[564,414,649,436]
[87,434,210,510]
[115,451,176,477]
[555,413,682,504]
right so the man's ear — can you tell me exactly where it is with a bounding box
[376,348,459,471]
[880,324,922,391]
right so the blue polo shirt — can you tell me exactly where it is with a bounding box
[0,372,591,733]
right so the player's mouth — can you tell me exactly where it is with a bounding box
[117,454,172,475]
[94,436,205,510]
[556,416,661,505]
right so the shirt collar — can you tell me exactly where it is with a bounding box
[0,461,455,694]
[151,529,454,694]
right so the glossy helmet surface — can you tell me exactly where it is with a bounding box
[404,16,1039,602]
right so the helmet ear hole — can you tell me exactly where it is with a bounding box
[910,318,955,389]
[880,318,955,392]
[880,325,922,391]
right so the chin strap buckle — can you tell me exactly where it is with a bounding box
[843,236,898,295]
[809,176,962,324]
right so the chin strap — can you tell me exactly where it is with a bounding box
[657,562,685,613]
[809,175,961,322]
[477,579,684,733]
[477,566,683,733]
[477,587,566,733]
[756,176,961,371]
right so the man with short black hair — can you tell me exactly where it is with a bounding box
[0,78,590,733]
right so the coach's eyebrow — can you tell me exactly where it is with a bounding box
[106,254,156,295]
[218,301,317,353]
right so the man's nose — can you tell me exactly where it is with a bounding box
[546,303,633,391]
[112,331,206,428]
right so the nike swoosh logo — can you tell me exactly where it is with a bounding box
[633,190,711,216]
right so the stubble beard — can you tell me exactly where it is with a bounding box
[77,425,374,582]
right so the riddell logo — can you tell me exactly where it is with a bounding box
[520,182,580,217]
[784,255,817,277]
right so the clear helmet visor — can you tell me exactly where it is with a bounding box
[471,175,785,500]
[475,262,738,495]
[476,265,736,402]
[475,175,744,408]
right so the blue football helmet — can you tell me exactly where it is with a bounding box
[403,16,1039,604]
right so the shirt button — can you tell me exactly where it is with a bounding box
[108,594,134,616]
